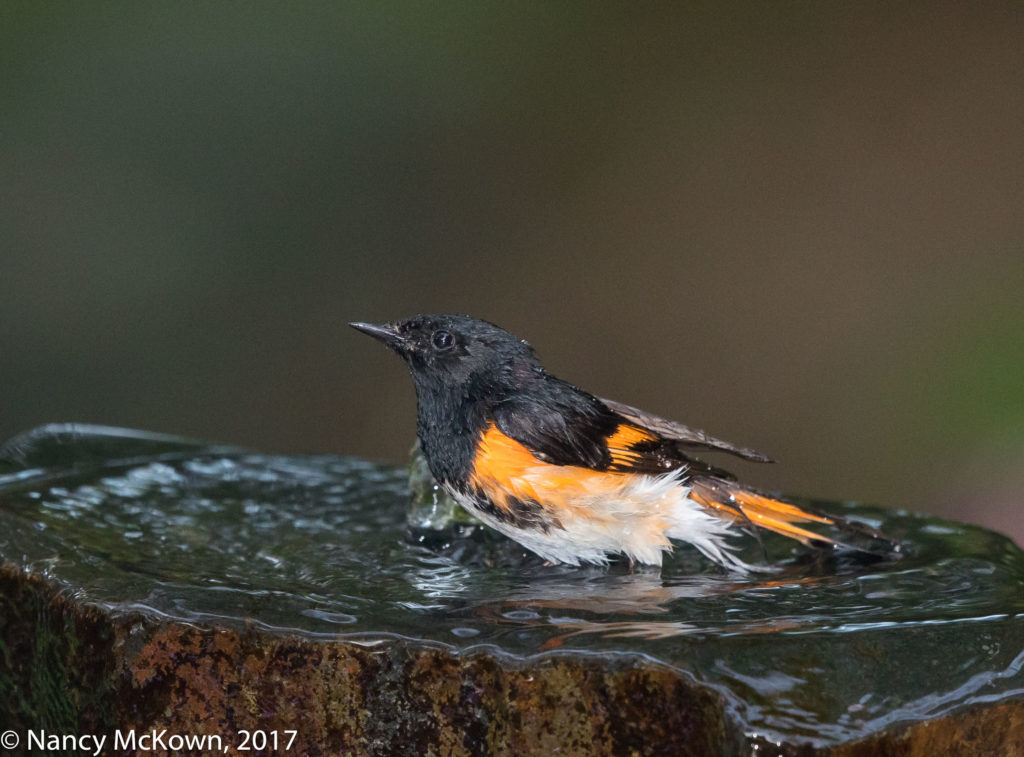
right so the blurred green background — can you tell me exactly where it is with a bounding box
[2,4,1022,543]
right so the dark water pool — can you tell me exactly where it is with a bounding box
[1,424,1021,747]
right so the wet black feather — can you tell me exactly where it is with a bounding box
[359,314,755,486]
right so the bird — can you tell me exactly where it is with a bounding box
[351,314,851,571]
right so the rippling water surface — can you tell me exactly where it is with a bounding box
[1,424,1022,747]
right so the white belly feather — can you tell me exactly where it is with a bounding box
[451,468,754,571]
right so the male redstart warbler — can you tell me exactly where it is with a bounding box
[352,314,852,571]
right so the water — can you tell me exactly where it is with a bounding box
[1,424,1022,748]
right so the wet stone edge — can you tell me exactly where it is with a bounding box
[3,562,1024,756]
[0,562,735,756]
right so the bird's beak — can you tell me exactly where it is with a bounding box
[349,321,407,351]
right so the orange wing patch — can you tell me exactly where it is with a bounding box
[468,423,835,555]
[605,424,658,468]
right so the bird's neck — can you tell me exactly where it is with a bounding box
[413,379,495,488]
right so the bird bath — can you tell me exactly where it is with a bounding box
[1,424,1022,755]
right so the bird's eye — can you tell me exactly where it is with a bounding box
[432,330,455,351]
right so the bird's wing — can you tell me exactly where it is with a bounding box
[489,390,857,552]
[597,397,774,463]
[491,394,621,471]
[491,389,733,478]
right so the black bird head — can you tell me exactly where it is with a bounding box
[350,314,541,400]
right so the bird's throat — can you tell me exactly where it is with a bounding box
[413,383,489,488]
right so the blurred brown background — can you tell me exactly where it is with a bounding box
[2,4,1022,543]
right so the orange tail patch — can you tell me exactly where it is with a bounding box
[691,480,835,546]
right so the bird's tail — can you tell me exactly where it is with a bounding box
[689,476,837,547]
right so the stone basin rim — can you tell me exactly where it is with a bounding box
[7,561,1023,756]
